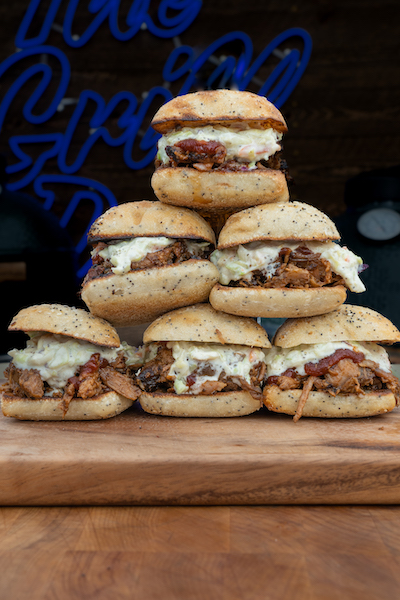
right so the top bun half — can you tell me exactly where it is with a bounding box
[217,201,340,249]
[151,90,288,134]
[143,303,271,348]
[8,304,121,348]
[87,201,216,245]
[273,305,400,348]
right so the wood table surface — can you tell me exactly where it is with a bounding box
[1,504,399,599]
[3,402,400,506]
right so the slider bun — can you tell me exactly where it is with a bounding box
[217,201,340,249]
[8,303,120,348]
[87,200,215,245]
[1,391,133,421]
[273,304,400,348]
[263,387,396,418]
[143,302,271,348]
[139,390,262,417]
[151,168,289,212]
[151,90,288,133]
[209,285,347,319]
[81,261,220,327]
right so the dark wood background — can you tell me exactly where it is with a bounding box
[1,1,399,226]
[0,1,400,349]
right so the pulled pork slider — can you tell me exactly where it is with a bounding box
[81,201,220,326]
[137,303,271,417]
[263,304,400,421]
[1,304,142,420]
[150,90,289,212]
[209,201,367,318]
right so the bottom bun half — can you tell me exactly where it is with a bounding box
[151,168,289,212]
[81,260,219,327]
[263,386,396,419]
[209,284,347,318]
[1,391,133,421]
[139,391,262,417]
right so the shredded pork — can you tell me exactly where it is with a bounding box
[266,355,400,420]
[1,352,141,416]
[231,246,345,289]
[155,138,291,181]
[83,239,211,284]
[136,343,266,400]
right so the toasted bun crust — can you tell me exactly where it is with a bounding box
[151,90,288,134]
[87,200,216,245]
[263,386,396,418]
[81,261,220,327]
[8,304,120,348]
[143,302,271,347]
[1,391,133,421]
[139,390,262,417]
[209,285,347,319]
[217,201,340,249]
[273,304,400,347]
[151,168,289,212]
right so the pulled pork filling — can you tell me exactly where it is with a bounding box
[156,140,289,177]
[2,352,141,416]
[83,238,212,285]
[211,241,366,293]
[155,124,290,180]
[232,246,345,289]
[266,348,400,421]
[218,245,346,290]
[136,343,267,400]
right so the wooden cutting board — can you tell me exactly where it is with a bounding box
[2,394,400,505]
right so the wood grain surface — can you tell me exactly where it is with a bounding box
[2,399,400,506]
[0,504,400,599]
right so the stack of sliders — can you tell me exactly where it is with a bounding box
[3,90,399,424]
[1,304,143,420]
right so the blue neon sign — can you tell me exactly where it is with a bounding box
[1,1,312,278]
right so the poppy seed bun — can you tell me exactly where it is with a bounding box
[217,201,340,249]
[151,168,289,212]
[209,285,347,319]
[1,391,133,421]
[8,304,120,348]
[139,390,262,418]
[81,261,220,327]
[87,200,216,245]
[273,304,400,348]
[151,90,288,133]
[143,303,271,348]
[263,388,396,419]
